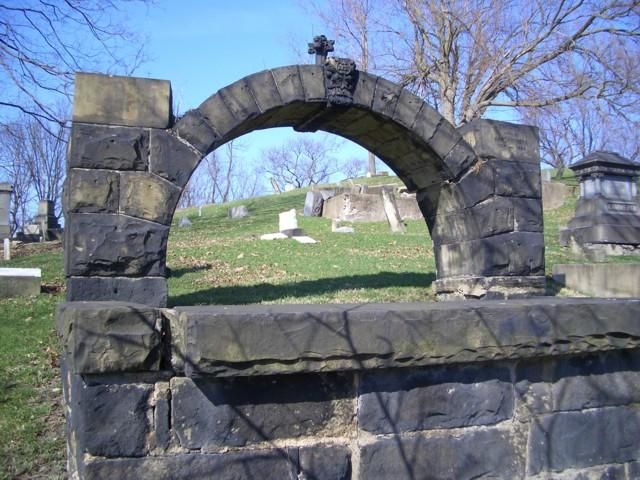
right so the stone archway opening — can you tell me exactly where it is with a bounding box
[64,61,544,307]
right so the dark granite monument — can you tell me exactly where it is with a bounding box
[57,38,640,479]
[560,151,640,257]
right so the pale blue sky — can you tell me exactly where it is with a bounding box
[129,0,369,175]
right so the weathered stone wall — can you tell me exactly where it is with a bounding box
[57,298,640,479]
[64,69,545,304]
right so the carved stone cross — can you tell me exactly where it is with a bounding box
[308,35,335,65]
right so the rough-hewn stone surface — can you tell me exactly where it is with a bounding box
[65,169,120,214]
[68,124,149,170]
[149,130,201,187]
[359,364,513,433]
[459,119,540,164]
[83,445,351,480]
[84,450,299,480]
[119,172,181,224]
[78,383,152,457]
[65,213,168,276]
[66,276,167,307]
[528,407,640,475]
[359,428,522,479]
[171,374,353,449]
[169,298,640,377]
[56,302,161,374]
[73,73,172,128]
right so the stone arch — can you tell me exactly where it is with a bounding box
[64,66,544,306]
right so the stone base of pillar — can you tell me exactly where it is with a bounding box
[434,275,547,300]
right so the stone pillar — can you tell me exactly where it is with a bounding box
[426,119,545,299]
[64,73,198,307]
[0,183,12,239]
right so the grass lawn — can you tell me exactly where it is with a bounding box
[1,175,639,478]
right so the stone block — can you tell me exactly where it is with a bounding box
[149,130,202,188]
[392,89,423,129]
[552,263,640,297]
[68,124,149,170]
[352,71,376,109]
[119,172,181,225]
[272,66,306,104]
[65,169,119,214]
[66,276,167,307]
[299,65,326,102]
[218,79,261,125]
[459,119,539,163]
[512,196,544,232]
[83,450,298,480]
[199,92,239,137]
[173,109,220,155]
[359,364,513,434]
[169,298,640,377]
[442,138,477,180]
[171,373,353,448]
[427,197,515,244]
[77,383,152,457]
[551,350,640,411]
[0,267,40,298]
[372,77,402,118]
[494,160,542,198]
[304,191,324,216]
[152,382,171,451]
[299,445,351,480]
[434,275,547,300]
[359,428,522,479]
[245,70,282,112]
[436,231,545,277]
[528,407,640,475]
[56,301,162,374]
[515,358,553,419]
[73,72,172,128]
[65,213,168,277]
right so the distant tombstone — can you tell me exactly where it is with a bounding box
[34,199,62,241]
[0,183,12,240]
[304,191,324,216]
[381,188,406,233]
[279,208,303,237]
[178,216,192,227]
[228,205,249,219]
[541,169,552,182]
[560,151,640,256]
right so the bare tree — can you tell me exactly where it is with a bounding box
[179,140,265,208]
[523,99,640,177]
[0,126,34,234]
[0,0,148,128]
[312,0,640,127]
[262,136,339,190]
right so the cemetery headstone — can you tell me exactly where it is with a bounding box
[178,216,192,227]
[279,208,303,237]
[0,183,12,240]
[228,205,249,219]
[0,267,41,298]
[381,187,406,233]
[560,151,640,256]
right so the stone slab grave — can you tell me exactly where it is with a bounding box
[0,267,41,298]
[54,39,626,479]
[553,263,640,297]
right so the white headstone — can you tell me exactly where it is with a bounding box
[3,238,9,261]
[279,209,298,233]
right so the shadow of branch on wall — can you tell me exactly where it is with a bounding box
[169,271,436,307]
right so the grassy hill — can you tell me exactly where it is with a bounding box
[1,176,640,478]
